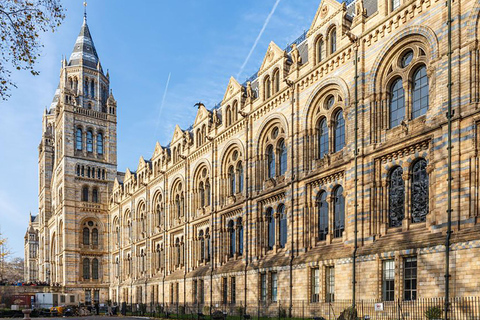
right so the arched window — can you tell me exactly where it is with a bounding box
[82,186,88,202]
[317,39,324,63]
[116,226,120,246]
[86,130,93,153]
[76,128,83,151]
[90,80,95,98]
[175,238,181,267]
[226,107,232,126]
[92,258,99,280]
[229,166,236,195]
[199,182,205,208]
[156,203,163,227]
[330,28,337,54]
[175,195,181,218]
[265,76,271,99]
[334,110,345,152]
[127,221,132,240]
[84,79,89,97]
[202,125,207,144]
[233,102,238,122]
[237,162,244,193]
[97,133,103,155]
[92,188,98,203]
[412,65,428,119]
[199,230,205,262]
[206,228,211,262]
[83,258,90,279]
[317,191,328,241]
[266,208,275,250]
[267,145,275,179]
[92,228,98,246]
[273,69,280,94]
[318,118,329,159]
[333,186,345,238]
[197,129,202,147]
[205,180,211,206]
[389,167,405,227]
[279,204,287,248]
[389,78,405,128]
[279,139,287,175]
[76,165,80,176]
[228,220,235,257]
[411,159,428,223]
[83,228,90,245]
[237,218,244,256]
[141,250,145,272]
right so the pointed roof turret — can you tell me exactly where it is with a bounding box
[68,14,101,70]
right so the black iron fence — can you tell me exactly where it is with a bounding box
[115,297,480,320]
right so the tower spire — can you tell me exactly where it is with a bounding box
[83,1,87,21]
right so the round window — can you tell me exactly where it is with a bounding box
[401,50,414,68]
[326,95,335,109]
[88,221,94,227]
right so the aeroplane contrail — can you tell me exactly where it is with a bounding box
[237,0,282,79]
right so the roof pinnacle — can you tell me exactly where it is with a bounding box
[83,1,87,22]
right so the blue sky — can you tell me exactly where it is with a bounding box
[0,0,321,258]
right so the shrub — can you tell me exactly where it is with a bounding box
[179,305,185,315]
[203,305,210,315]
[236,306,244,316]
[425,306,442,320]
[338,306,357,320]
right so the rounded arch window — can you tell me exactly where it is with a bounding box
[195,167,210,209]
[267,145,275,179]
[389,78,405,128]
[316,37,324,64]
[326,95,335,109]
[278,204,287,248]
[411,159,429,223]
[278,139,287,175]
[316,191,328,241]
[266,207,275,250]
[317,118,329,159]
[411,65,429,119]
[223,147,244,198]
[401,50,414,68]
[333,186,345,238]
[262,124,287,180]
[334,110,345,153]
[389,166,405,228]
[329,28,337,54]
[378,41,430,129]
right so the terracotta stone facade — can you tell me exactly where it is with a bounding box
[26,0,480,308]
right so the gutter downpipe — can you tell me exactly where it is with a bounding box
[346,31,359,310]
[240,107,250,314]
[285,78,296,318]
[353,39,359,310]
[445,0,453,317]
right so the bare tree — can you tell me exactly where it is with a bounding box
[0,0,65,100]
[3,257,24,282]
[0,232,11,280]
